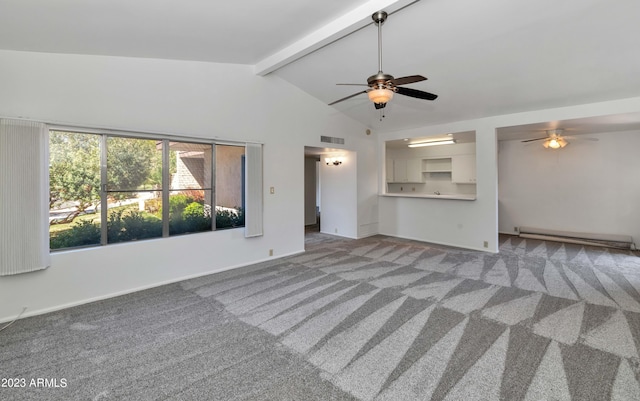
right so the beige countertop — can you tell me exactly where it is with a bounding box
[380,193,476,200]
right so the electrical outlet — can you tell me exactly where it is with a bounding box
[268,249,273,256]
[483,241,488,248]
[514,226,519,233]
[270,187,275,194]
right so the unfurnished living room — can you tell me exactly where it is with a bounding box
[1,1,640,400]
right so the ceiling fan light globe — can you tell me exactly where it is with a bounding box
[548,139,560,149]
[544,138,567,149]
[368,88,393,104]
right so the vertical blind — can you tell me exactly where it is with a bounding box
[244,143,263,237]
[0,119,50,276]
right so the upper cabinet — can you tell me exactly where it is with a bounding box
[451,154,476,184]
[386,159,394,183]
[387,158,423,183]
[393,159,407,182]
[406,159,423,182]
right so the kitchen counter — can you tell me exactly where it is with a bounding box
[380,193,476,200]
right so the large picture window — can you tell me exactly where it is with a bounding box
[49,130,246,250]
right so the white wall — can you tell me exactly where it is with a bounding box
[499,130,640,246]
[356,133,380,238]
[0,49,376,322]
[320,151,358,238]
[316,161,321,212]
[378,97,640,253]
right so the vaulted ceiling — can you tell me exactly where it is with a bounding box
[2,0,640,132]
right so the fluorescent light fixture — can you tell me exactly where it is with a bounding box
[408,139,456,148]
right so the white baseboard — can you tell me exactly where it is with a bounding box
[0,249,305,324]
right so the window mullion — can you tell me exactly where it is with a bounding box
[100,134,108,245]
[162,139,170,237]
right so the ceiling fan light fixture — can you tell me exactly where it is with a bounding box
[543,137,567,149]
[368,88,394,104]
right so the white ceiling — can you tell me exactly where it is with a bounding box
[496,112,640,141]
[274,0,640,131]
[2,0,640,132]
[0,0,370,64]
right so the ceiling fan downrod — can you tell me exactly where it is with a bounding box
[373,11,387,74]
[367,11,393,93]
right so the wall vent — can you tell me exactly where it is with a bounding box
[321,136,345,145]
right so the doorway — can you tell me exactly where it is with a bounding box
[304,146,349,236]
[304,152,320,233]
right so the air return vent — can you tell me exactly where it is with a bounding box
[321,136,345,145]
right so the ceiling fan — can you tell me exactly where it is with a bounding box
[328,10,438,110]
[521,129,599,149]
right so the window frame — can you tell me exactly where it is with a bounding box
[49,127,248,251]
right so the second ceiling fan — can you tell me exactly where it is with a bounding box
[329,10,438,110]
[522,129,599,149]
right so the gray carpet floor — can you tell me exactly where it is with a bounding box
[2,233,640,400]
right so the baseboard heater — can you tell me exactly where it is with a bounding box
[518,226,634,250]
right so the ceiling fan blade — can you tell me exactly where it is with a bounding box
[389,75,427,86]
[374,102,387,110]
[328,90,368,106]
[564,136,599,141]
[521,137,549,143]
[396,86,438,101]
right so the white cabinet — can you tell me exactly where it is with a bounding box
[386,159,394,183]
[452,154,476,184]
[393,159,408,182]
[406,159,423,183]
[388,155,475,184]
[387,158,423,183]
